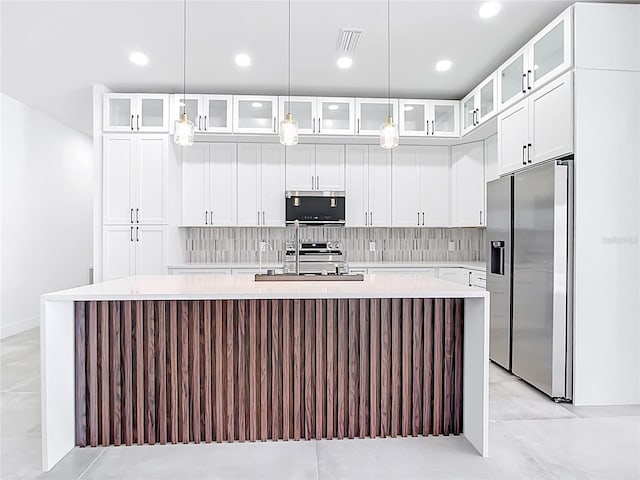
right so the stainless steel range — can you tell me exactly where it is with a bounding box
[284,240,348,275]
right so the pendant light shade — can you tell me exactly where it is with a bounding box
[279,0,298,146]
[174,0,194,147]
[380,116,399,149]
[380,0,399,149]
[280,113,299,146]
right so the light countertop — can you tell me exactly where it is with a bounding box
[42,273,488,301]
[168,261,487,271]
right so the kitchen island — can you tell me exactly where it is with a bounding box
[40,274,489,471]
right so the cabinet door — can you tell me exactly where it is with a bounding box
[135,226,167,275]
[530,9,572,90]
[103,94,135,132]
[429,101,459,137]
[317,97,355,135]
[181,143,210,226]
[356,98,399,136]
[137,94,169,132]
[202,95,232,133]
[103,226,134,280]
[391,147,421,227]
[315,145,345,191]
[103,135,135,224]
[171,94,202,133]
[484,134,499,183]
[233,96,278,134]
[478,74,497,123]
[285,144,315,190]
[345,145,368,227]
[279,97,317,134]
[368,147,392,227]
[451,142,485,227]
[529,72,573,164]
[498,49,528,109]
[438,267,466,285]
[399,100,428,137]
[136,136,168,224]
[237,143,261,226]
[419,147,450,227]
[261,144,286,226]
[498,101,529,175]
[209,143,237,226]
[461,91,477,135]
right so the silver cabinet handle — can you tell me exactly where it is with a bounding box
[130,226,134,242]
[422,212,425,226]
[136,226,139,242]
[273,116,276,133]
[136,114,140,130]
[205,210,208,225]
[204,115,208,131]
[316,175,319,189]
[527,70,532,90]
[365,212,368,226]
[130,115,134,131]
[370,211,373,225]
[527,143,532,163]
[262,211,265,224]
[522,73,527,94]
[136,208,139,223]
[130,208,134,224]
[522,145,527,165]
[357,118,360,134]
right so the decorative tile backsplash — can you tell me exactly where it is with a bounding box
[184,227,485,264]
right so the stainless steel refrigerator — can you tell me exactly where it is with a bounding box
[486,158,573,401]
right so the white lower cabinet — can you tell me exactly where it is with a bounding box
[103,225,167,281]
[345,145,392,227]
[451,141,485,227]
[368,267,437,277]
[438,267,468,285]
[237,143,285,226]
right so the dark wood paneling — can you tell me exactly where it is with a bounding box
[77,297,464,447]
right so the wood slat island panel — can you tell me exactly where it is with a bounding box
[74,298,464,446]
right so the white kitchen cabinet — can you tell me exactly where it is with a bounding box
[356,98,399,136]
[498,71,573,175]
[392,146,450,227]
[103,225,167,281]
[103,94,170,132]
[498,8,572,109]
[233,96,278,134]
[484,134,499,183]
[278,97,317,134]
[451,142,485,227]
[237,143,285,226]
[368,267,437,277]
[181,143,237,226]
[470,270,486,289]
[345,145,391,227]
[171,94,232,133]
[285,145,345,191]
[461,73,498,135]
[317,97,355,135]
[399,100,459,137]
[438,267,467,285]
[103,135,168,225]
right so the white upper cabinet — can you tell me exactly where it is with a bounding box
[278,97,317,134]
[498,8,572,109]
[260,144,286,226]
[345,146,391,227]
[233,96,278,134]
[451,142,485,227]
[172,94,232,133]
[103,134,168,225]
[317,97,355,135]
[461,73,497,135]
[104,94,170,132]
[181,144,210,226]
[285,145,345,191]
[399,100,459,137]
[367,148,392,226]
[498,71,573,175]
[391,147,422,227]
[356,98,399,136]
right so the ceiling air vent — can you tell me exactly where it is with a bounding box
[337,28,365,52]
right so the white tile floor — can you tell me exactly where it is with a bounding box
[1,328,638,480]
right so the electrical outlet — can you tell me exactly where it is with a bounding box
[448,240,456,251]
[369,241,376,252]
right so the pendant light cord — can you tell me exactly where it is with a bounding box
[182,0,187,115]
[387,0,391,118]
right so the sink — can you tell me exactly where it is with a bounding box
[254,273,364,282]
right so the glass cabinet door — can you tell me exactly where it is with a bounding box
[430,101,459,137]
[531,11,571,89]
[462,94,477,133]
[138,95,169,132]
[499,51,527,109]
[203,95,232,133]
[104,95,135,131]
[399,100,428,136]
[317,97,354,135]
[233,96,278,134]
[278,97,316,134]
[356,98,399,136]
[479,76,496,121]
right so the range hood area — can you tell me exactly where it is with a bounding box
[285,191,346,225]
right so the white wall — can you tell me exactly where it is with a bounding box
[0,93,93,338]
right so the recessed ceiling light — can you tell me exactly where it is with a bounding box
[251,102,263,108]
[337,56,353,69]
[404,105,414,111]
[235,54,251,67]
[129,51,148,66]
[435,59,452,72]
[479,2,501,19]
[328,104,340,111]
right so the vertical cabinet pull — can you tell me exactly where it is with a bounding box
[431,120,435,135]
[311,176,315,190]
[357,118,360,134]
[468,271,472,287]
[527,70,532,90]
[204,116,208,131]
[425,121,430,135]
[316,176,319,189]
[257,211,260,225]
[130,115,134,131]
[136,115,140,130]
[365,212,368,226]
[417,212,420,226]
[198,116,202,131]
[318,117,321,133]
[130,226,134,242]
[273,116,276,133]
[312,117,316,133]
[422,212,425,226]
[205,210,208,225]
[262,211,265,225]
[136,208,139,223]
[130,208,134,224]
[527,143,532,163]
[522,145,527,165]
[370,211,373,226]
[136,227,139,242]
[480,211,483,225]
[522,73,527,94]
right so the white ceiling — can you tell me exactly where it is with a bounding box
[0,0,628,135]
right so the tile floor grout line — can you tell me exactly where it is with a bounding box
[75,447,108,480]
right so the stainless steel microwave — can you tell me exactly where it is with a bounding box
[285,191,346,225]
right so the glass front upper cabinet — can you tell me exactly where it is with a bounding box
[430,101,459,137]
[498,50,528,110]
[233,96,278,134]
[278,97,317,134]
[530,9,572,89]
[317,98,355,135]
[356,98,399,136]
[104,94,169,132]
[203,95,232,133]
[399,100,428,136]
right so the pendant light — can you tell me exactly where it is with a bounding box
[380,0,399,149]
[279,0,298,146]
[174,0,195,146]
